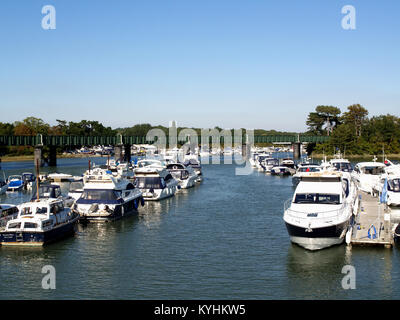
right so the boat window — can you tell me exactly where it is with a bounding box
[36,207,48,214]
[299,167,320,172]
[363,166,385,175]
[21,207,33,216]
[343,179,350,197]
[388,179,400,192]
[8,222,21,229]
[135,177,163,189]
[81,190,119,201]
[23,222,37,229]
[333,163,352,172]
[294,193,340,204]
[266,159,279,165]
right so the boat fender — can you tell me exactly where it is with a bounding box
[133,199,138,210]
[140,197,145,206]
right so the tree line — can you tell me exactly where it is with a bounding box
[1,105,399,157]
[305,104,400,156]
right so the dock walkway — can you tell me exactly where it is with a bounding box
[349,191,393,247]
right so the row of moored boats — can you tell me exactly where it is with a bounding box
[282,154,400,250]
[0,155,203,246]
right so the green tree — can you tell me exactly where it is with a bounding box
[306,106,341,135]
[341,104,369,137]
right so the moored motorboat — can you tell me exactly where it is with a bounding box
[292,164,322,187]
[73,167,143,222]
[283,171,357,250]
[270,166,292,176]
[0,198,79,246]
[351,162,386,194]
[0,204,19,228]
[32,184,75,208]
[166,162,198,189]
[7,175,24,192]
[134,167,178,201]
[22,172,36,190]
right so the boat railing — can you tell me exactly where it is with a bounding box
[284,198,349,220]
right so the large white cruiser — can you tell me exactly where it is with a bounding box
[283,171,357,250]
[0,198,79,246]
[166,163,198,189]
[134,167,178,200]
[351,162,386,194]
[73,167,143,222]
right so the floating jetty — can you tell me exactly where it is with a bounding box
[348,191,394,248]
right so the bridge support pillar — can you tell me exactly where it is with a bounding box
[114,145,124,163]
[124,144,131,163]
[48,146,57,167]
[293,142,301,160]
[241,144,251,160]
[34,146,44,167]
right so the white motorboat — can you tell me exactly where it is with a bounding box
[183,157,203,182]
[351,162,386,194]
[7,175,24,192]
[329,158,353,172]
[73,167,143,222]
[48,173,82,183]
[166,163,198,189]
[292,164,322,187]
[134,167,178,201]
[259,157,280,173]
[283,171,357,250]
[372,175,400,206]
[0,204,19,228]
[68,181,84,201]
[22,172,36,190]
[270,166,292,176]
[32,184,75,208]
[0,198,79,246]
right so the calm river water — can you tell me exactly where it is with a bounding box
[0,156,399,299]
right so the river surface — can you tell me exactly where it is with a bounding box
[0,155,400,299]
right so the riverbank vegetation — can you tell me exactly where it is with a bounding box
[1,104,399,157]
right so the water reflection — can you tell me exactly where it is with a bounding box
[139,198,174,229]
[285,244,348,299]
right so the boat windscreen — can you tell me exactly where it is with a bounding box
[81,189,120,201]
[388,179,400,192]
[294,193,340,204]
[136,177,165,189]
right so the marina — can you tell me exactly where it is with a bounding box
[1,154,400,299]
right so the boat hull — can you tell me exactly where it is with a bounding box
[0,218,78,246]
[285,220,349,250]
[76,197,144,222]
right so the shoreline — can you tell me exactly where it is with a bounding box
[0,154,108,163]
[310,154,400,160]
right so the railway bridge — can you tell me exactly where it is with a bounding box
[0,134,329,166]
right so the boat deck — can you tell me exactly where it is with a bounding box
[350,191,393,247]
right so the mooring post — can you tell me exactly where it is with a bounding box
[114,145,124,163]
[34,145,43,167]
[124,144,131,163]
[48,146,57,167]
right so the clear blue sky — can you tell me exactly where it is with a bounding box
[0,0,399,132]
